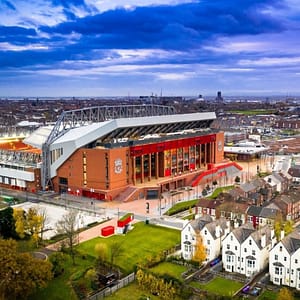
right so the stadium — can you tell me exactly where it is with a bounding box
[0,105,242,201]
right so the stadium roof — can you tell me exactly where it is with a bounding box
[25,112,216,150]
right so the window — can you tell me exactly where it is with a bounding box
[226,256,232,262]
[184,245,188,251]
[252,250,256,256]
[284,257,287,262]
[59,177,68,185]
[227,244,230,250]
[275,267,282,275]
[247,260,255,268]
[185,235,188,240]
[230,235,233,241]
[279,246,282,252]
[275,255,278,261]
[204,230,207,235]
[235,246,237,250]
[295,259,298,264]
[207,240,210,245]
[249,240,252,245]
[244,248,247,253]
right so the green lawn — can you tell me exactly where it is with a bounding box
[104,281,161,300]
[150,262,187,282]
[258,290,277,300]
[77,222,181,274]
[190,277,243,296]
[165,199,198,216]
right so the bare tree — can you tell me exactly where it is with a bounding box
[56,210,79,265]
[37,206,50,241]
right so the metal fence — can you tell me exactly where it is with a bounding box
[87,273,135,300]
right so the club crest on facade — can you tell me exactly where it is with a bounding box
[114,158,123,174]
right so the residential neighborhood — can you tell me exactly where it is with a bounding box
[0,98,300,300]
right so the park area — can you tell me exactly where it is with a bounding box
[31,221,181,300]
[77,222,181,274]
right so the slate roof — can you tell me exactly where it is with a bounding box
[250,226,273,250]
[247,206,262,217]
[190,215,213,232]
[204,217,229,240]
[281,230,300,255]
[240,182,256,193]
[196,198,221,209]
[260,207,279,219]
[232,223,255,243]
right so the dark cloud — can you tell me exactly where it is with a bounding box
[0,26,37,37]
[40,0,284,51]
[2,0,16,11]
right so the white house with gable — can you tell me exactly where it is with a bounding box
[222,224,276,277]
[269,230,300,290]
[181,215,230,263]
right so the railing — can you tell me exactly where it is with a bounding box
[87,273,135,300]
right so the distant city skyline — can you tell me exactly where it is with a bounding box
[1,0,300,97]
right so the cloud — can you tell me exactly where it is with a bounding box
[0,0,300,96]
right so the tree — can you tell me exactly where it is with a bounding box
[13,207,44,246]
[110,241,124,268]
[283,220,293,236]
[0,207,17,239]
[193,232,206,265]
[95,243,108,263]
[26,207,43,247]
[37,207,49,241]
[0,239,53,300]
[277,287,294,300]
[49,252,66,277]
[274,216,294,241]
[56,210,79,265]
[13,208,26,239]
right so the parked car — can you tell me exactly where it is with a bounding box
[249,286,262,296]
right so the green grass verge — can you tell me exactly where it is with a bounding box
[207,186,234,199]
[190,277,243,296]
[30,253,95,300]
[77,222,180,274]
[164,199,198,216]
[228,109,276,115]
[149,262,187,282]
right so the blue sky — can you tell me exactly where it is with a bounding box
[1,0,300,97]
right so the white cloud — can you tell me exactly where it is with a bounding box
[0,0,66,28]
[239,56,300,66]
[157,72,194,80]
[0,42,48,51]
[86,0,197,13]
